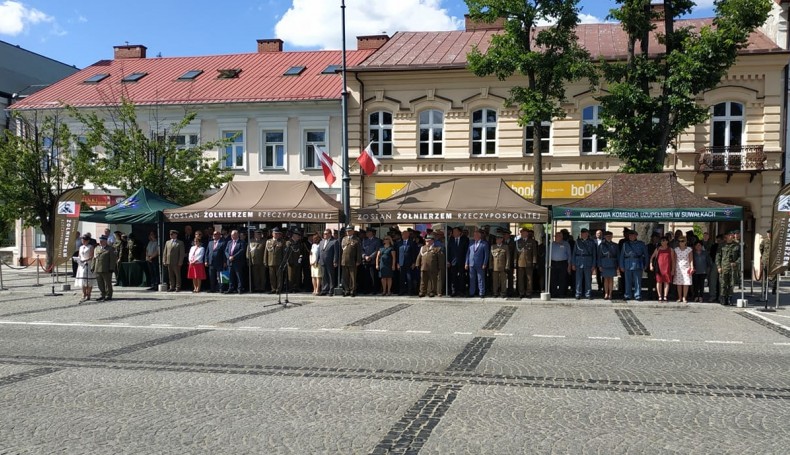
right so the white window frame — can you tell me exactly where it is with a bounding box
[524,121,551,155]
[260,127,287,171]
[711,101,744,148]
[300,125,332,171]
[581,105,606,154]
[419,109,444,157]
[368,111,393,158]
[218,120,247,171]
[471,108,498,156]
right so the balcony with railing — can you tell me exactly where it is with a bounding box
[695,145,766,182]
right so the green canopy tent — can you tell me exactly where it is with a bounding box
[551,172,745,302]
[80,186,180,224]
[80,187,180,288]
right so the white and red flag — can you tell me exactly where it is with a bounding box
[314,145,336,186]
[357,142,381,176]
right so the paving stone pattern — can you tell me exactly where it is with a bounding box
[738,311,790,339]
[615,308,651,336]
[347,303,412,327]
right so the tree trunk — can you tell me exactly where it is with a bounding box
[528,70,542,205]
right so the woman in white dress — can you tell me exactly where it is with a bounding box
[309,234,323,295]
[672,236,694,303]
[74,235,97,302]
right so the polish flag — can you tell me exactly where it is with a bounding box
[357,142,381,176]
[314,145,336,186]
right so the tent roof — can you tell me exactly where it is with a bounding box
[552,173,743,221]
[355,177,548,224]
[79,186,180,224]
[163,180,342,223]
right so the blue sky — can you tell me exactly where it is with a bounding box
[1,0,717,69]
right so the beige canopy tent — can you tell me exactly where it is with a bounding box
[354,177,549,224]
[163,180,342,223]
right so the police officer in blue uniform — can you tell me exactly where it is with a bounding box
[572,228,597,299]
[619,229,648,301]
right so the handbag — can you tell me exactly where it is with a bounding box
[651,256,658,271]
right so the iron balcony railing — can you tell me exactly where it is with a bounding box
[696,145,766,172]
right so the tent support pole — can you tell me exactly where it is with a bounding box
[545,220,555,300]
[776,274,781,310]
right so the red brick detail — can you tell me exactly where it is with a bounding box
[257,39,283,53]
[357,35,390,50]
[113,45,147,59]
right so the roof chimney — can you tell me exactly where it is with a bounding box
[464,14,506,31]
[356,35,390,50]
[257,39,283,53]
[113,44,147,59]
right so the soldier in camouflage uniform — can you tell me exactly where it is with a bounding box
[415,235,441,297]
[264,227,285,293]
[341,226,362,296]
[715,231,741,305]
[515,228,538,298]
[285,231,309,292]
[490,234,511,298]
[247,229,267,293]
[759,229,777,295]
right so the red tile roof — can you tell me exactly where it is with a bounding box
[353,18,786,71]
[13,49,375,109]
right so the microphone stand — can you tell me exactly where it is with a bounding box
[278,245,291,307]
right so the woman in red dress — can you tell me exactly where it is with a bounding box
[187,238,207,293]
[649,237,674,301]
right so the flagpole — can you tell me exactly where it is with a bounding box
[340,0,351,226]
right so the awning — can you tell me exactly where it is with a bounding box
[355,177,549,224]
[79,186,180,224]
[552,172,743,221]
[163,180,342,223]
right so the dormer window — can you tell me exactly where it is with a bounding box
[217,69,242,79]
[121,72,147,83]
[284,66,305,76]
[84,73,109,83]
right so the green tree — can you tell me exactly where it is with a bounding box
[68,98,233,205]
[465,0,595,204]
[0,110,93,267]
[598,0,771,173]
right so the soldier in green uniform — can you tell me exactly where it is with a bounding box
[264,227,285,293]
[715,230,741,305]
[515,227,538,298]
[491,234,511,298]
[93,235,117,302]
[248,229,267,293]
[415,235,441,297]
[759,229,777,295]
[502,229,516,297]
[285,230,309,292]
[341,226,362,296]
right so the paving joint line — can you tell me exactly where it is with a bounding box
[346,303,412,327]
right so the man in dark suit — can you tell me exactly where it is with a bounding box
[224,229,247,294]
[317,228,339,295]
[205,230,226,293]
[397,228,419,295]
[446,226,469,297]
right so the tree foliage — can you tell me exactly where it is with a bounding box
[68,98,233,205]
[465,0,595,204]
[0,110,93,266]
[598,0,771,173]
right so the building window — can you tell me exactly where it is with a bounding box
[262,130,285,170]
[174,134,199,150]
[712,102,744,147]
[581,105,606,154]
[419,109,443,156]
[368,111,393,157]
[471,108,497,155]
[34,227,46,249]
[222,130,245,169]
[524,122,551,155]
[303,130,326,169]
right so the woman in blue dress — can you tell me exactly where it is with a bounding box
[376,236,396,296]
[597,231,619,300]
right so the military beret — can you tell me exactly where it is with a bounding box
[169,229,179,235]
[81,234,91,240]
[255,229,263,234]
[366,227,376,233]
[604,231,613,236]
[99,235,108,241]
[114,230,123,235]
[627,229,638,235]
[580,228,589,233]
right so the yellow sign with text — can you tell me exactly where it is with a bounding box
[375,181,604,200]
[375,183,409,200]
[506,181,605,200]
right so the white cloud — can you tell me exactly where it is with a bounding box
[275,0,462,49]
[0,0,53,36]
[537,13,607,27]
